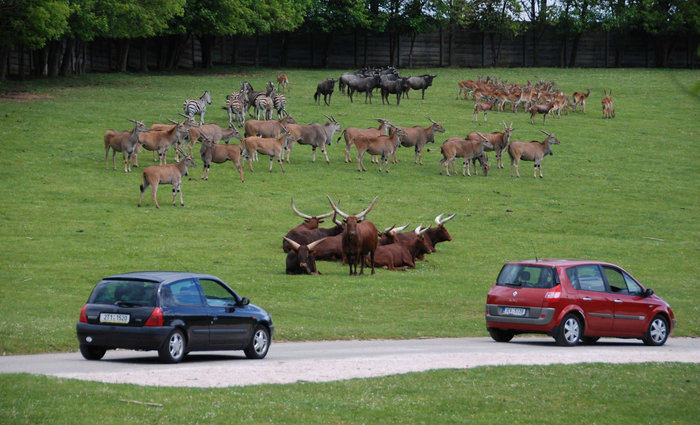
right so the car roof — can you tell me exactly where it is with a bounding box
[507,259,619,268]
[101,271,220,285]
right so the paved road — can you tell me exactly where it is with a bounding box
[1,337,698,387]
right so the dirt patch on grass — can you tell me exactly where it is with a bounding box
[0,92,53,102]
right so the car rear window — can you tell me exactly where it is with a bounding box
[88,279,159,307]
[497,264,557,288]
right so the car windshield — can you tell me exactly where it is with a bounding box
[497,264,557,288]
[88,279,159,307]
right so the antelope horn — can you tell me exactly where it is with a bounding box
[307,237,327,251]
[290,198,312,220]
[127,118,137,123]
[327,195,349,219]
[540,130,551,136]
[167,119,179,124]
[476,132,489,142]
[356,196,378,220]
[283,237,301,251]
[176,146,189,158]
[426,116,436,123]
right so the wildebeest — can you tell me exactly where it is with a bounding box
[405,74,437,100]
[284,237,325,275]
[314,78,337,106]
[347,74,381,104]
[327,196,379,276]
[380,76,408,105]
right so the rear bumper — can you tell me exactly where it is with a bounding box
[485,304,556,327]
[76,322,172,350]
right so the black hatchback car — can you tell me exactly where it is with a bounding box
[77,271,273,363]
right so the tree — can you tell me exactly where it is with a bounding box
[465,0,522,66]
[306,0,370,67]
[553,0,603,67]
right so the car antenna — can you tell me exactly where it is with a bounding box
[530,241,539,262]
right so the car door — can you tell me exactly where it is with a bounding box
[568,265,614,332]
[602,266,650,336]
[161,279,210,350]
[198,278,255,348]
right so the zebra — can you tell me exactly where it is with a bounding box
[272,92,287,119]
[254,95,274,120]
[223,93,245,128]
[183,90,212,125]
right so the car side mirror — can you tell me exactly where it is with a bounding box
[238,297,250,306]
[644,288,654,297]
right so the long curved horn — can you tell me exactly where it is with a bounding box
[435,213,456,226]
[167,119,179,124]
[394,223,410,232]
[415,224,430,236]
[540,130,551,136]
[476,132,489,142]
[327,195,349,219]
[426,116,436,123]
[283,237,301,251]
[384,225,396,233]
[127,118,137,123]
[291,198,312,220]
[307,237,326,251]
[356,196,378,220]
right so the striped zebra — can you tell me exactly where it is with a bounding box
[272,91,287,118]
[223,93,245,128]
[254,95,274,120]
[183,90,212,125]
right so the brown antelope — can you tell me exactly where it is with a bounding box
[199,132,245,183]
[137,119,194,165]
[507,130,560,178]
[456,75,482,100]
[138,148,196,208]
[241,126,295,173]
[339,119,391,163]
[277,74,289,92]
[104,119,149,172]
[572,88,591,113]
[466,122,513,169]
[354,124,407,173]
[438,136,493,177]
[529,101,556,125]
[473,101,495,122]
[395,117,445,165]
[602,89,615,119]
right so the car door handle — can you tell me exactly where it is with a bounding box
[614,299,623,303]
[582,297,592,301]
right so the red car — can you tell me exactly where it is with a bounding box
[485,259,675,346]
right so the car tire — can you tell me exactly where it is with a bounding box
[79,344,106,360]
[555,314,582,346]
[159,329,186,363]
[581,336,600,345]
[244,325,270,359]
[488,327,516,342]
[642,315,669,346]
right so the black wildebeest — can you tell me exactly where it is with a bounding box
[348,74,381,104]
[405,74,437,100]
[327,196,379,276]
[314,78,337,106]
[380,76,408,106]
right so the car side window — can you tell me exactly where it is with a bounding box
[623,272,644,296]
[199,279,237,308]
[572,265,606,292]
[603,266,628,294]
[162,279,204,307]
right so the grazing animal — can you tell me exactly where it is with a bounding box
[254,94,274,120]
[508,130,560,178]
[138,149,196,208]
[354,124,407,173]
[244,115,297,139]
[223,93,245,128]
[347,74,381,104]
[602,89,615,119]
[272,91,287,118]
[286,198,334,233]
[284,237,325,275]
[473,101,495,122]
[283,198,338,253]
[405,74,437,99]
[241,126,295,173]
[328,196,379,276]
[380,76,408,105]
[137,120,192,165]
[285,116,341,164]
[438,136,493,177]
[395,117,445,165]
[339,119,391,163]
[104,119,149,172]
[183,90,212,125]
[277,74,289,92]
[572,88,590,113]
[314,78,337,106]
[529,101,556,125]
[199,132,245,183]
[466,121,514,169]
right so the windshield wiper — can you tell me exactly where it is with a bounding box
[115,301,142,307]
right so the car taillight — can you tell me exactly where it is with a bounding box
[79,304,88,323]
[545,285,562,301]
[145,307,163,327]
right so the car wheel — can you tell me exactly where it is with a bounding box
[488,327,516,342]
[555,314,582,346]
[159,329,186,363]
[244,325,270,359]
[79,344,106,360]
[581,336,600,345]
[642,315,669,346]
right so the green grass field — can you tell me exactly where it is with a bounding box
[0,66,698,424]
[0,67,698,354]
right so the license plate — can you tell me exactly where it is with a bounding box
[501,307,527,317]
[100,313,130,324]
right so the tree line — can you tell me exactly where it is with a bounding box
[2,0,698,80]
